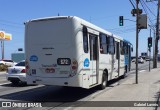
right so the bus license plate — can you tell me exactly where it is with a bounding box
[45,68,55,73]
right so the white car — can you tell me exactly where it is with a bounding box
[6,60,26,85]
[138,57,144,63]
[134,57,144,64]
[0,60,17,67]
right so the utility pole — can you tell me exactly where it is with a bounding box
[153,29,156,68]
[130,0,147,84]
[153,0,160,68]
[135,0,139,84]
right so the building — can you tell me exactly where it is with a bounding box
[11,53,25,62]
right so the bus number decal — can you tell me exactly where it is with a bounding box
[57,58,71,65]
[61,59,68,65]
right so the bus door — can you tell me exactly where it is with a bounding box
[115,42,120,77]
[119,41,125,76]
[109,36,118,79]
[89,34,98,86]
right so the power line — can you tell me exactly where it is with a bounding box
[0,19,24,32]
[129,0,136,9]
[140,0,155,26]
[141,0,156,17]
[0,22,23,28]
[0,19,22,26]
[106,25,135,30]
[109,27,136,35]
[151,1,157,6]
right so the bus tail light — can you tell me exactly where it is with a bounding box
[72,66,77,70]
[25,60,30,75]
[71,60,78,70]
[21,69,26,73]
[69,59,78,77]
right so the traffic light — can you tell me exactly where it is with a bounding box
[148,37,152,48]
[119,16,123,26]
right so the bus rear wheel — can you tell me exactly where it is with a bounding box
[99,73,107,90]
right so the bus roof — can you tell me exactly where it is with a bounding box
[25,16,125,41]
[123,39,133,46]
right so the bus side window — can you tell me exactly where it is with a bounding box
[108,36,115,55]
[116,41,120,59]
[123,42,128,54]
[83,26,88,53]
[99,33,108,54]
[126,44,129,54]
[120,41,124,55]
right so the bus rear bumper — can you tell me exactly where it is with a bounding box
[26,74,90,89]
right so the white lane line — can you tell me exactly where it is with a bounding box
[64,107,72,110]
[130,70,135,73]
[139,70,146,73]
[130,70,146,73]
[0,82,10,86]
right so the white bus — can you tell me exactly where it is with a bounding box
[25,16,133,89]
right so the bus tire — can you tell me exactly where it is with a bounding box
[122,65,127,78]
[125,65,128,73]
[99,71,108,90]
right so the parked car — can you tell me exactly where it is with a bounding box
[138,57,144,63]
[0,59,17,67]
[135,57,144,64]
[6,60,26,85]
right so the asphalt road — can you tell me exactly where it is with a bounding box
[0,61,156,110]
[131,60,153,70]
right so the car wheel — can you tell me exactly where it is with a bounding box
[11,81,19,85]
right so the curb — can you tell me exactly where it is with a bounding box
[155,89,160,110]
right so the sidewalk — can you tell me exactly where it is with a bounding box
[73,63,160,110]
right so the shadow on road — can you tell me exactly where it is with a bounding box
[0,77,124,108]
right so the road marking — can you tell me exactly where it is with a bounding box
[130,70,135,73]
[64,107,72,110]
[139,70,146,73]
[130,70,146,73]
[0,82,10,86]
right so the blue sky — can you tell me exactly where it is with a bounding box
[0,0,158,59]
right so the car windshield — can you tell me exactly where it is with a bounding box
[15,61,25,66]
